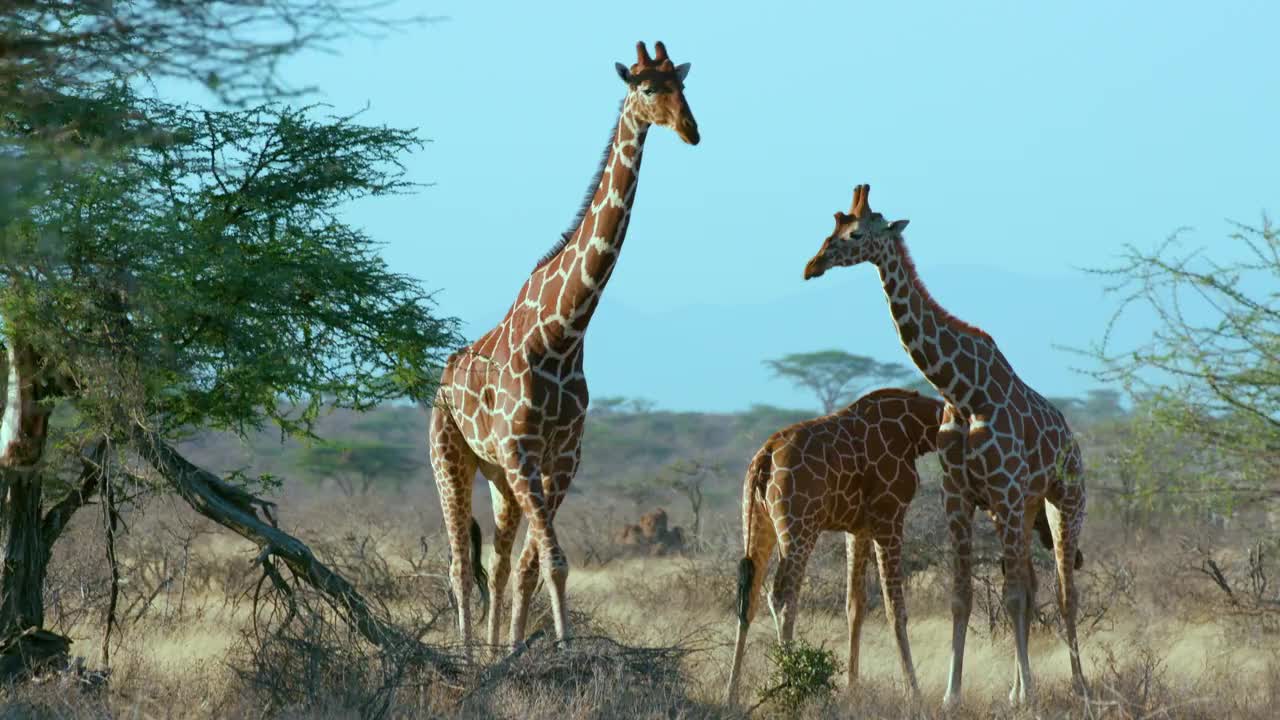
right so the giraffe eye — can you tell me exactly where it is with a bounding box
[641,86,656,96]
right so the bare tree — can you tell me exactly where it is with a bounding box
[657,459,723,548]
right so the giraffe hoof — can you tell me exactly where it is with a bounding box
[1007,686,1032,707]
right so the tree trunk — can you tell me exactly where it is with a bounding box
[0,339,69,679]
[0,469,47,636]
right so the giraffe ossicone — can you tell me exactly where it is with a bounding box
[803,184,1089,706]
[428,41,699,656]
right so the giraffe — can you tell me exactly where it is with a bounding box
[802,184,1088,706]
[724,389,945,706]
[429,41,699,654]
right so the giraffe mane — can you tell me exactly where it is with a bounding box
[894,237,994,342]
[532,102,625,273]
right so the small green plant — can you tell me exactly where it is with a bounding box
[756,640,840,714]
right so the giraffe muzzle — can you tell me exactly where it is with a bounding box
[803,258,826,279]
[679,122,700,145]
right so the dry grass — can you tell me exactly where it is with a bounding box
[2,484,1278,719]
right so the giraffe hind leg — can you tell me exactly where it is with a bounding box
[1046,482,1089,698]
[874,524,920,696]
[845,533,872,687]
[429,409,481,654]
[769,528,817,646]
[726,494,777,706]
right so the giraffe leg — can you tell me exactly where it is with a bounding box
[508,524,540,648]
[726,493,778,706]
[995,493,1036,706]
[938,413,974,708]
[768,529,816,645]
[535,455,575,645]
[874,523,920,697]
[845,532,872,687]
[429,408,480,656]
[484,470,521,650]
[1047,481,1089,698]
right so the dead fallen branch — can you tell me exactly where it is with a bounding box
[129,425,460,676]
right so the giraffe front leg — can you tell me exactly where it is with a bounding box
[507,525,540,648]
[536,456,575,645]
[845,533,872,686]
[874,522,920,697]
[995,490,1036,706]
[938,411,973,708]
[485,475,521,651]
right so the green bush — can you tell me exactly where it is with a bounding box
[758,640,840,715]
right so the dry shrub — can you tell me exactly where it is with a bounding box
[229,587,461,720]
[455,633,707,720]
[621,554,738,621]
[1183,536,1280,638]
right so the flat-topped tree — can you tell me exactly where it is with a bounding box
[766,350,913,414]
[429,41,700,653]
[803,184,1088,706]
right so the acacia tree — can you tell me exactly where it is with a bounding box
[765,350,913,414]
[1,94,458,676]
[299,441,422,497]
[1090,220,1279,508]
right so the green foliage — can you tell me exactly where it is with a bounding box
[758,640,840,714]
[1089,220,1279,508]
[1,87,461,445]
[765,349,913,414]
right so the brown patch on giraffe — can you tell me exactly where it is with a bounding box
[937,330,959,358]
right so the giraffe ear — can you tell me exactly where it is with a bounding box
[889,219,910,233]
[615,63,631,83]
[674,63,691,82]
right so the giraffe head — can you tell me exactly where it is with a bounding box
[614,41,699,145]
[803,184,910,279]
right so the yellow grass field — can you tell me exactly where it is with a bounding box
[9,485,1276,720]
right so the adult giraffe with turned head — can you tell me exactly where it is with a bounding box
[429,41,699,653]
[802,185,1087,706]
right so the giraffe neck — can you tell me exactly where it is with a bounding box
[873,239,1000,412]
[533,99,649,347]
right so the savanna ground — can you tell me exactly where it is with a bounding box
[4,404,1278,720]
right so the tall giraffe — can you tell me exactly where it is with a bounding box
[802,184,1087,705]
[429,42,699,653]
[724,389,944,706]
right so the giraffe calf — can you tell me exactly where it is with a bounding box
[725,388,942,705]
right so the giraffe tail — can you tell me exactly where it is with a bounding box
[735,445,773,628]
[470,518,490,621]
[1033,507,1083,569]
[736,557,755,629]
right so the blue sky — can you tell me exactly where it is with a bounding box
[256,1,1276,412]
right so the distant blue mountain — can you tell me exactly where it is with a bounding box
[573,263,1144,412]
